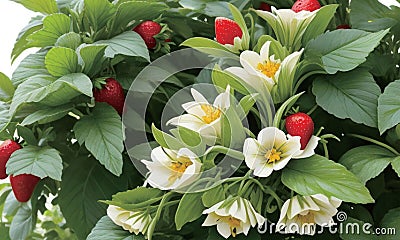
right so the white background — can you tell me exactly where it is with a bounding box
[0,0,399,76]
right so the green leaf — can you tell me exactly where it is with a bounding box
[378,80,400,134]
[78,44,107,77]
[0,73,15,101]
[339,145,394,184]
[55,32,82,49]
[12,52,52,87]
[10,73,92,114]
[84,0,115,31]
[27,14,71,48]
[87,216,140,240]
[238,94,256,120]
[96,31,150,61]
[172,127,202,148]
[312,69,381,128]
[9,203,33,240]
[220,106,246,149]
[181,37,235,58]
[175,192,205,230]
[16,125,38,145]
[253,35,289,60]
[73,103,124,176]
[6,146,63,181]
[45,47,79,77]
[305,29,389,74]
[202,185,225,208]
[282,155,374,204]
[110,1,168,36]
[228,3,249,50]
[21,104,73,125]
[12,0,58,14]
[151,124,184,150]
[379,207,400,239]
[106,187,163,210]
[59,157,130,239]
[350,0,398,32]
[302,4,338,45]
[340,217,376,240]
[391,157,400,178]
[11,16,43,62]
[212,65,251,95]
[0,102,11,134]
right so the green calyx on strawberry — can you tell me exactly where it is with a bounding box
[291,0,321,13]
[133,20,173,52]
[285,112,314,150]
[93,78,125,115]
[215,17,243,45]
[10,174,40,202]
[259,2,272,12]
[0,140,21,179]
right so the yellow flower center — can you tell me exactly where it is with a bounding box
[168,156,193,183]
[220,216,241,237]
[257,61,281,78]
[201,104,222,124]
[265,148,282,164]
[297,212,315,224]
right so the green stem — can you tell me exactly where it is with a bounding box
[204,146,245,161]
[293,70,326,93]
[306,104,318,115]
[248,178,283,209]
[347,134,400,155]
[322,141,329,159]
[147,192,173,240]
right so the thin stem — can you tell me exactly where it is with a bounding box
[347,134,400,155]
[306,104,318,115]
[293,70,326,93]
[249,178,283,209]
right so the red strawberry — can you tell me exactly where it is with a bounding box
[259,2,272,12]
[10,174,40,202]
[93,78,125,115]
[336,24,351,29]
[291,0,321,12]
[0,140,21,179]
[133,21,162,49]
[285,112,314,150]
[215,17,243,45]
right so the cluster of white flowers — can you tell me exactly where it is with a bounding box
[106,6,345,239]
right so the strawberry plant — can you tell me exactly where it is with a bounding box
[0,0,400,240]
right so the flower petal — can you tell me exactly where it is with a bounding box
[293,135,320,159]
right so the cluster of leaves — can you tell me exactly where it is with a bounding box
[88,1,400,240]
[0,0,228,239]
[1,0,400,239]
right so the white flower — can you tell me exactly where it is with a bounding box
[243,127,301,177]
[293,135,320,159]
[141,147,202,190]
[226,41,302,92]
[167,86,231,144]
[107,205,152,235]
[255,7,318,51]
[276,194,342,235]
[202,197,265,239]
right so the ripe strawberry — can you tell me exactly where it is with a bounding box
[0,140,21,179]
[133,21,162,49]
[10,174,40,202]
[259,2,271,12]
[291,0,321,13]
[215,17,243,45]
[285,112,314,150]
[336,24,351,29]
[93,78,125,115]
